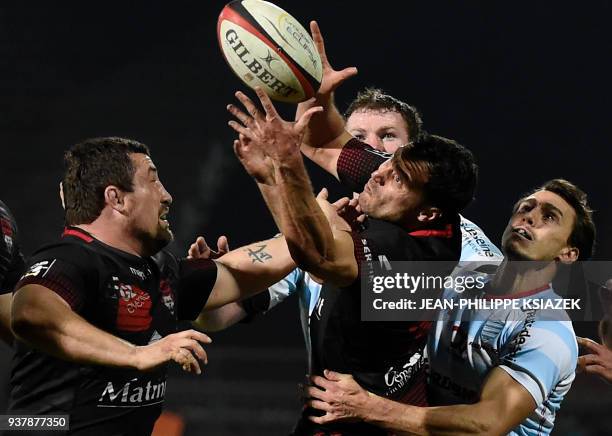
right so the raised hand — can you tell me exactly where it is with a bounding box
[310,20,358,97]
[233,133,276,185]
[228,87,322,163]
[187,235,230,260]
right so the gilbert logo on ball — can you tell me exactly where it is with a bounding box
[218,0,323,103]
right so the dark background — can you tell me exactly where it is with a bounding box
[1,1,610,434]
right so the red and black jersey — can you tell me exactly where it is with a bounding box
[0,200,26,294]
[9,227,217,436]
[295,140,461,436]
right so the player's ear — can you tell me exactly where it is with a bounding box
[104,185,126,212]
[417,206,442,223]
[557,245,579,264]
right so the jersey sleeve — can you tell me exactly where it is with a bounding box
[0,201,26,294]
[176,257,218,321]
[337,138,391,192]
[499,320,578,406]
[241,268,304,316]
[15,247,92,312]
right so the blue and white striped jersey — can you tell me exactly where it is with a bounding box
[427,275,578,435]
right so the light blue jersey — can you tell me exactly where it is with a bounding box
[427,276,578,435]
[266,269,321,371]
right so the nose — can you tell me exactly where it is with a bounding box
[160,183,173,205]
[521,208,537,227]
[370,163,389,185]
[366,133,385,151]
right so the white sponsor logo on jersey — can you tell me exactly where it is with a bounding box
[21,259,56,279]
[98,378,166,407]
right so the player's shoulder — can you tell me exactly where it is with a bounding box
[27,234,105,274]
[505,313,577,362]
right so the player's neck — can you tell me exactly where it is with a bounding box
[76,220,145,258]
[491,259,555,295]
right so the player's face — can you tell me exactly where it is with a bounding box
[346,109,410,153]
[124,153,174,254]
[359,159,424,223]
[502,190,578,262]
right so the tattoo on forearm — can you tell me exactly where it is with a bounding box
[245,244,273,263]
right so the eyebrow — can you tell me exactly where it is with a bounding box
[541,202,564,218]
[513,197,564,218]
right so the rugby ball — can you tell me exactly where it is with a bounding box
[217,0,323,103]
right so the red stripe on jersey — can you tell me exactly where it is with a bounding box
[62,227,94,243]
[219,4,315,97]
[409,224,454,238]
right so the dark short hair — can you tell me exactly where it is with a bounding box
[535,179,595,260]
[63,137,150,225]
[344,88,424,143]
[392,133,478,215]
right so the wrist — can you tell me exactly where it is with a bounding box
[127,344,143,370]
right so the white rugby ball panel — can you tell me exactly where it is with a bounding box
[218,18,308,102]
[240,0,323,82]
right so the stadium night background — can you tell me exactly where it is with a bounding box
[1,1,610,434]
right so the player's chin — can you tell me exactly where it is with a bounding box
[158,226,174,244]
[502,242,531,261]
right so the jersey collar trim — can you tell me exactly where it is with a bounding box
[62,226,94,243]
[408,224,454,238]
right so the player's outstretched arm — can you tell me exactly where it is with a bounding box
[307,368,536,435]
[229,87,358,287]
[297,21,357,178]
[11,284,211,374]
[203,235,296,310]
[194,303,248,331]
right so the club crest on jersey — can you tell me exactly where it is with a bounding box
[110,277,152,332]
[22,259,56,279]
